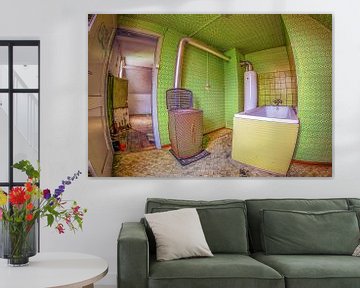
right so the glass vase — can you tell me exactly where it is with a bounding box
[0,220,37,266]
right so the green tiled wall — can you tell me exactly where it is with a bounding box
[245,46,297,107]
[182,46,225,133]
[118,15,227,145]
[224,48,244,128]
[285,29,297,78]
[245,46,290,73]
[282,15,332,163]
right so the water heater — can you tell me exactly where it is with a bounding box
[244,70,257,111]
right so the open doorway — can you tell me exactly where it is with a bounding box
[114,29,159,153]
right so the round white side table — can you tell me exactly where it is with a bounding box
[0,252,108,288]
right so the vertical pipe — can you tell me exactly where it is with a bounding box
[174,39,187,88]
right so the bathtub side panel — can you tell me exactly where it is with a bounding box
[232,118,299,175]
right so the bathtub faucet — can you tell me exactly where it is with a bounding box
[273,98,283,106]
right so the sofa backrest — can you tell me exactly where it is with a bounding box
[245,198,349,252]
[145,198,249,255]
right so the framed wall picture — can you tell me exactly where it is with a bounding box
[88,14,332,178]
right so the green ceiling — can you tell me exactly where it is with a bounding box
[309,14,332,30]
[124,14,218,36]
[122,14,285,54]
[120,14,332,54]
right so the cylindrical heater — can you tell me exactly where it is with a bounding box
[168,109,203,159]
[244,70,258,111]
[166,88,203,159]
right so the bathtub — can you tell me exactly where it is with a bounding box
[234,105,299,124]
[232,106,299,175]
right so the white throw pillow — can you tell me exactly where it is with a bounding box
[145,208,213,261]
[353,244,360,256]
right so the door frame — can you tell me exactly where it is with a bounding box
[117,26,163,149]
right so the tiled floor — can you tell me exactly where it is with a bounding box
[112,128,332,177]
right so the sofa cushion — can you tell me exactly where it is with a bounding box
[246,198,349,252]
[145,208,213,261]
[252,252,360,288]
[346,199,360,229]
[149,254,284,288]
[347,198,360,207]
[261,209,359,255]
[146,198,248,254]
[349,205,360,228]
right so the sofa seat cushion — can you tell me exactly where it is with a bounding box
[252,252,360,288]
[149,254,284,288]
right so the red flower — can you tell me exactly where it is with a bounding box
[72,205,80,215]
[65,214,71,225]
[9,187,26,205]
[24,193,31,200]
[26,203,34,210]
[26,214,33,221]
[25,182,33,192]
[56,223,65,234]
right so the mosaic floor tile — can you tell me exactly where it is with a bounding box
[112,128,331,177]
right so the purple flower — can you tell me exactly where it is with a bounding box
[43,189,51,200]
[54,189,63,199]
[54,171,81,199]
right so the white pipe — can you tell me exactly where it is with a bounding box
[174,37,230,88]
[240,61,253,72]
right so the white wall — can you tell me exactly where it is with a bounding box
[128,93,152,115]
[1,0,360,286]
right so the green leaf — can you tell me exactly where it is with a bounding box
[12,160,40,180]
[47,214,54,227]
[75,216,83,230]
[46,205,60,217]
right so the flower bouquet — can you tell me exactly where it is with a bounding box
[0,160,87,266]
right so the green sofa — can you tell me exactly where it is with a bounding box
[118,198,360,288]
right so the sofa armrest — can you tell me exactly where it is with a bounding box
[118,222,149,288]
